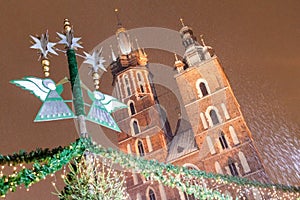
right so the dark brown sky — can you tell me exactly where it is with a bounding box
[0,0,299,199]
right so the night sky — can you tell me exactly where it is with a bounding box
[0,1,299,199]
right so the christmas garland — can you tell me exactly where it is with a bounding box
[0,138,299,199]
[88,144,300,196]
[0,146,67,166]
[0,138,89,197]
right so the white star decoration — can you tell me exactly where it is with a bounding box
[30,31,58,58]
[57,32,83,49]
[83,48,107,72]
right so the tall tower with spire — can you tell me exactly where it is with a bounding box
[110,10,172,162]
[172,20,270,198]
[109,12,270,199]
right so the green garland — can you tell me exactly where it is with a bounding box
[0,146,67,166]
[0,138,299,198]
[90,145,300,199]
[0,138,89,196]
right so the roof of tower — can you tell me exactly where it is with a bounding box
[166,118,198,162]
[110,11,149,84]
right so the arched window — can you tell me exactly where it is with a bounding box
[221,103,230,120]
[137,140,145,156]
[200,112,208,129]
[183,163,200,170]
[140,84,145,93]
[196,78,211,98]
[238,151,251,174]
[137,72,142,81]
[133,120,140,135]
[130,119,140,135]
[137,72,145,93]
[123,74,131,96]
[228,158,239,176]
[219,131,229,149]
[148,189,156,200]
[199,82,208,97]
[229,126,240,145]
[210,109,220,125]
[128,101,136,115]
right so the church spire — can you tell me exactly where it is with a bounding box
[180,18,185,27]
[114,9,132,55]
[135,38,148,66]
[174,53,185,73]
[178,20,212,68]
[114,8,122,28]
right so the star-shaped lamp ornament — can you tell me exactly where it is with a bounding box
[10,77,75,122]
[83,48,106,89]
[30,31,58,59]
[57,31,83,49]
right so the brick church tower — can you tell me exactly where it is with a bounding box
[110,19,269,200]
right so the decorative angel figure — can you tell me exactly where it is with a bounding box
[10,77,75,122]
[86,90,127,132]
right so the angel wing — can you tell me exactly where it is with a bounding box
[86,89,127,113]
[10,76,50,101]
[101,94,127,113]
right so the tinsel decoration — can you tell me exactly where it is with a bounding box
[0,138,299,198]
[53,154,128,200]
[0,138,89,197]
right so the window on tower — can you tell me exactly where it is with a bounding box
[128,101,136,115]
[196,78,210,98]
[219,131,229,149]
[124,75,131,96]
[137,72,145,93]
[133,120,140,134]
[131,119,141,135]
[200,82,209,97]
[137,72,142,81]
[210,109,220,125]
[228,158,239,176]
[148,189,156,200]
[140,84,145,93]
[137,140,145,156]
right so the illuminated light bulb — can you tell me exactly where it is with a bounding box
[26,188,30,191]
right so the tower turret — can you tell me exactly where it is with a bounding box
[178,18,212,68]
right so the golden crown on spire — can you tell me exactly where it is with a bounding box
[180,18,185,27]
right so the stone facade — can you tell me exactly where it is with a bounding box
[110,22,269,200]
